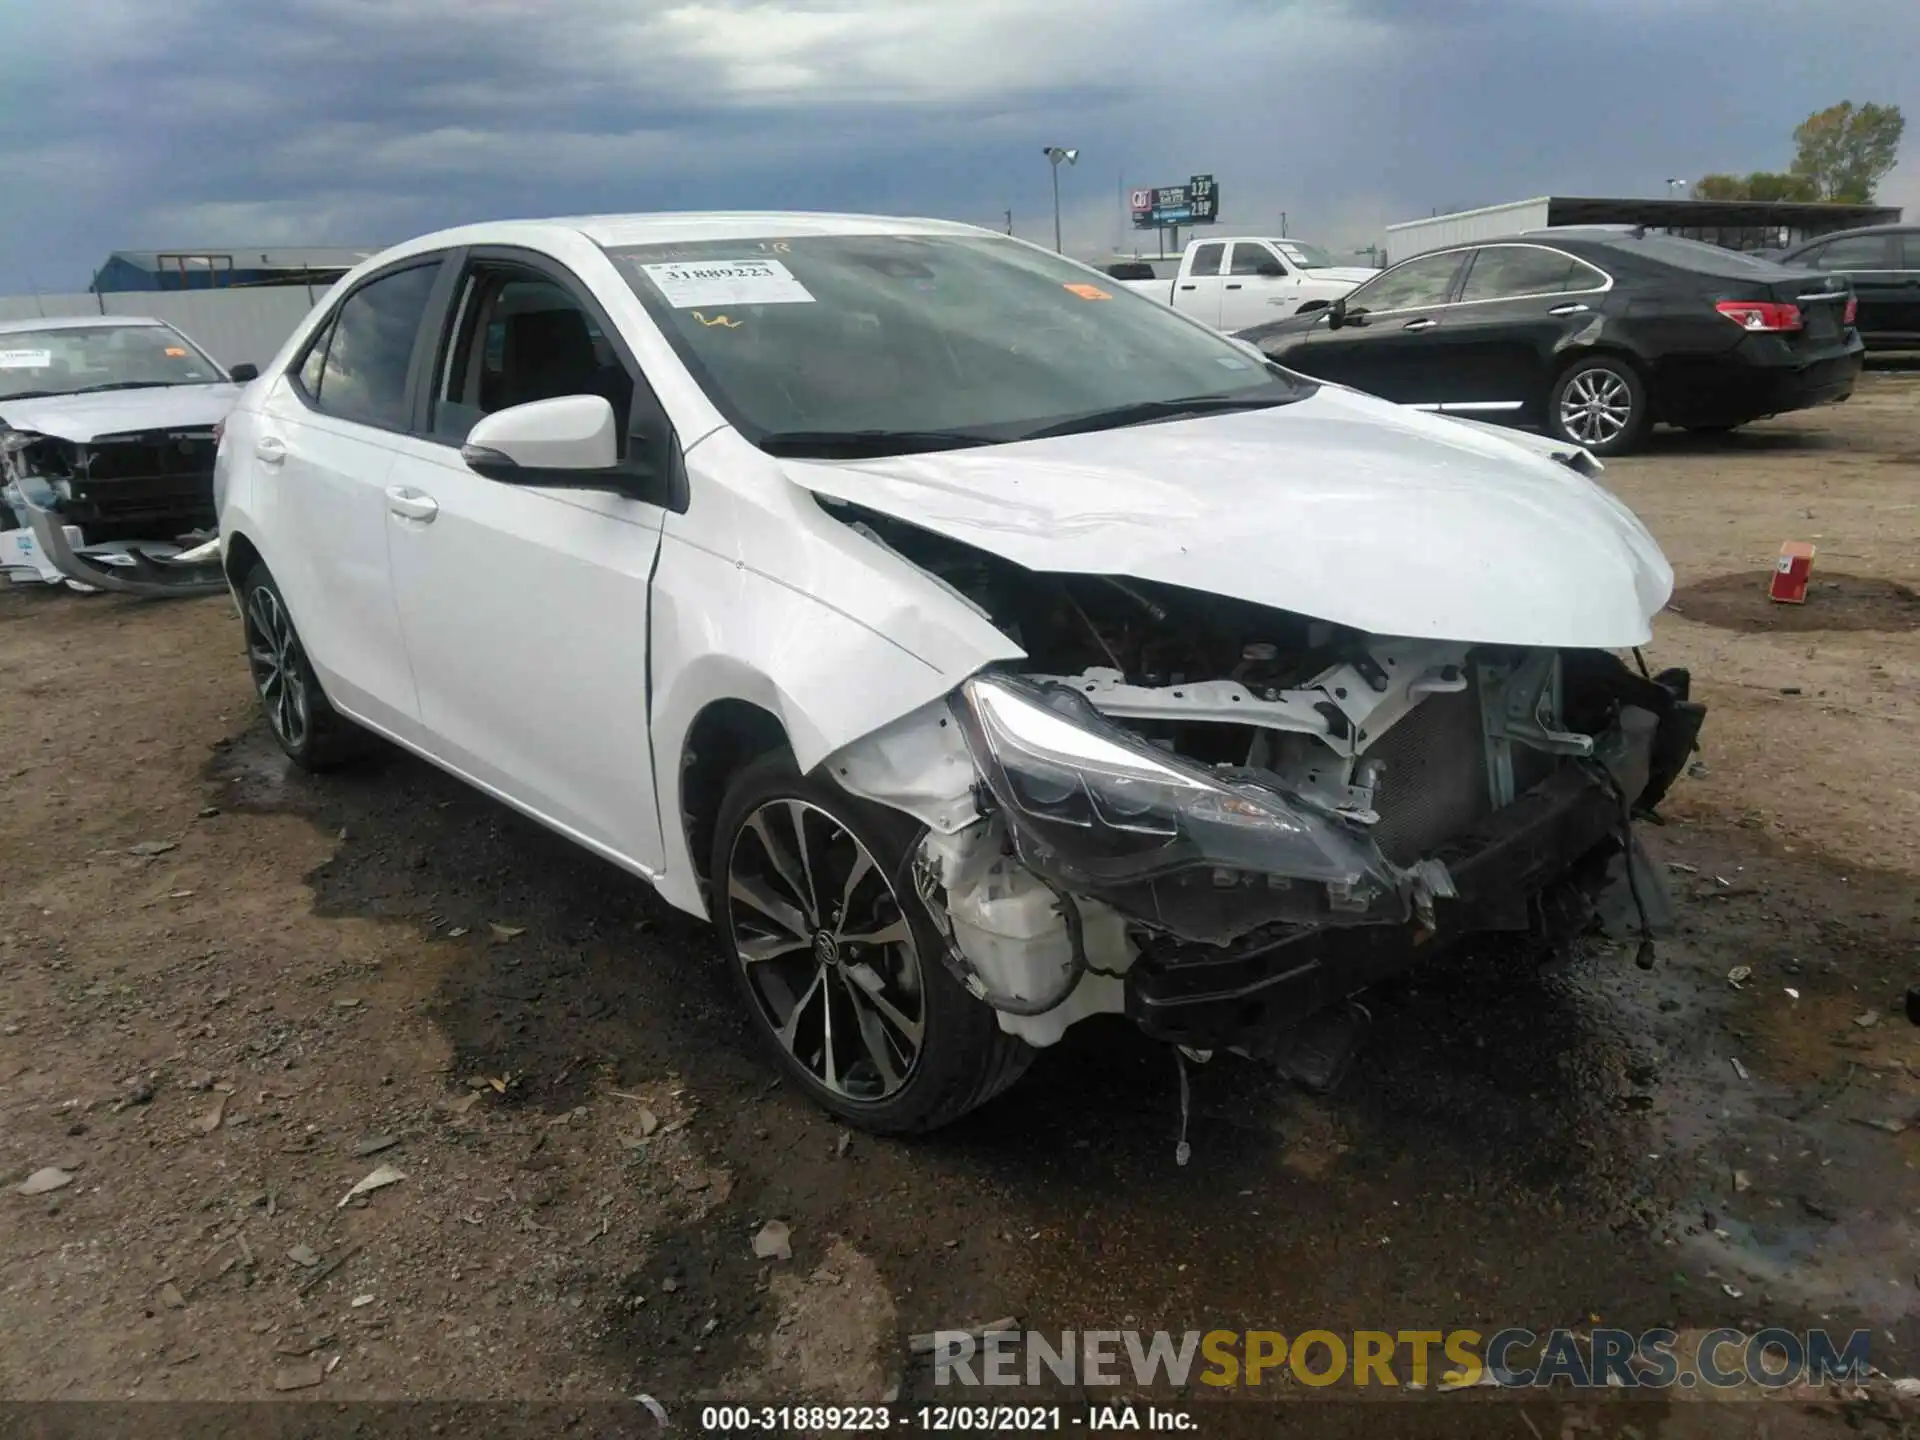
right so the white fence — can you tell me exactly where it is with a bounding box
[0,287,330,368]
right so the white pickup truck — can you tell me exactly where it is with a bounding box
[1103,237,1379,332]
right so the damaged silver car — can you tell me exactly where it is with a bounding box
[1,316,255,594]
[215,214,1706,1134]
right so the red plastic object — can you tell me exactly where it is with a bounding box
[1768,541,1815,604]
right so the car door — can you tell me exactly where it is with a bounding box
[247,257,446,739]
[1896,233,1920,338]
[1220,241,1292,330]
[1174,242,1227,328]
[379,247,674,874]
[1801,233,1900,339]
[1427,244,1611,411]
[1278,249,1467,401]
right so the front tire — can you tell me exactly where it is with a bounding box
[1547,355,1649,456]
[239,564,369,771]
[712,751,1031,1134]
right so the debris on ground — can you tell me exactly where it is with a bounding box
[15,1167,74,1197]
[1854,1010,1881,1030]
[836,1130,853,1157]
[127,840,178,858]
[1733,1169,1752,1193]
[271,1361,326,1391]
[752,1220,793,1261]
[352,1134,400,1158]
[337,1166,406,1209]
[488,923,525,941]
[1726,965,1751,988]
[1730,1057,1750,1081]
[159,1283,186,1310]
[909,1317,1019,1354]
[195,1094,228,1134]
[1857,1117,1909,1134]
[287,1245,319,1268]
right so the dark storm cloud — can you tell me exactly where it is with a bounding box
[0,0,1914,288]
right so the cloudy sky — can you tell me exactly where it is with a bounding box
[1,0,1916,291]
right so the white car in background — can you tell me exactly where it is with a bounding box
[0,315,255,593]
[215,212,1703,1133]
[1104,237,1378,331]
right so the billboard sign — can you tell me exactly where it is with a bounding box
[1131,174,1219,229]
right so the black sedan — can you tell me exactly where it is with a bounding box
[1237,229,1864,455]
[1777,224,1920,350]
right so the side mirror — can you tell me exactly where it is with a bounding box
[228,362,259,383]
[461,395,622,487]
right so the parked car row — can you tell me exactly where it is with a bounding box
[206,211,1705,1132]
[1235,228,1869,455]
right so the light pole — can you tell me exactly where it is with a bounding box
[1665,178,1690,199]
[1042,146,1078,252]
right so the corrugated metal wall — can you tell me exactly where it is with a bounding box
[0,287,325,366]
[1383,198,1554,260]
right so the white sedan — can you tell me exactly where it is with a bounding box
[215,211,1704,1132]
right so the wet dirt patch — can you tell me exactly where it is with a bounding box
[1669,571,1920,633]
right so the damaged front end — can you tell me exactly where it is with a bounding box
[829,545,1704,1069]
[1,425,225,595]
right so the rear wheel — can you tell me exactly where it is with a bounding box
[712,751,1030,1133]
[1547,356,1649,456]
[239,565,370,771]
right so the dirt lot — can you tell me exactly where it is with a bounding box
[3,374,1919,1437]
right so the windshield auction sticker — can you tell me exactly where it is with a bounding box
[641,259,815,309]
[0,349,53,369]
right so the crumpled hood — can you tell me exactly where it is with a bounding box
[784,384,1673,648]
[0,383,241,443]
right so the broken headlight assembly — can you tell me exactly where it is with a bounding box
[951,672,1397,901]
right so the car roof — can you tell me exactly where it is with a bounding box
[0,314,167,337]
[378,211,992,264]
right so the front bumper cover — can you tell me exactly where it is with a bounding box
[6,472,225,597]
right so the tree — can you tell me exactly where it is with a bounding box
[1694,171,1819,201]
[1789,102,1905,203]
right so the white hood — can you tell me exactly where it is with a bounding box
[0,383,241,443]
[786,384,1673,649]
[1302,266,1379,285]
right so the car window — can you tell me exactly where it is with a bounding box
[1188,243,1226,276]
[1806,235,1894,271]
[1459,246,1601,302]
[437,268,636,451]
[1347,252,1462,312]
[295,318,333,399]
[310,263,440,429]
[1230,243,1283,276]
[1901,234,1920,271]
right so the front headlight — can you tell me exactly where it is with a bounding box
[952,672,1394,898]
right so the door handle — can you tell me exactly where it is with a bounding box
[254,436,286,465]
[1548,303,1590,315]
[1225,282,1243,290]
[1178,283,1197,290]
[1403,318,1438,331]
[385,487,439,523]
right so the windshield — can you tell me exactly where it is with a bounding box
[605,233,1314,454]
[1275,241,1341,269]
[0,323,226,401]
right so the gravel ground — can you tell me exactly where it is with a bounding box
[3,371,1918,1438]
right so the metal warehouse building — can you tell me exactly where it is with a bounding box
[1384,196,1900,263]
[90,247,375,293]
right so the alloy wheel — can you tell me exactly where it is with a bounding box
[243,585,311,751]
[1558,367,1634,447]
[724,798,927,1102]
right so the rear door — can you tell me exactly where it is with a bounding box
[1220,241,1292,330]
[1281,249,1467,402]
[1800,233,1900,339]
[380,246,673,873]
[1429,244,1611,411]
[1896,233,1920,338]
[248,257,447,738]
[1173,242,1227,328]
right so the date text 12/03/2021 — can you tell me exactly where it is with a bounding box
[697,1404,1197,1432]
